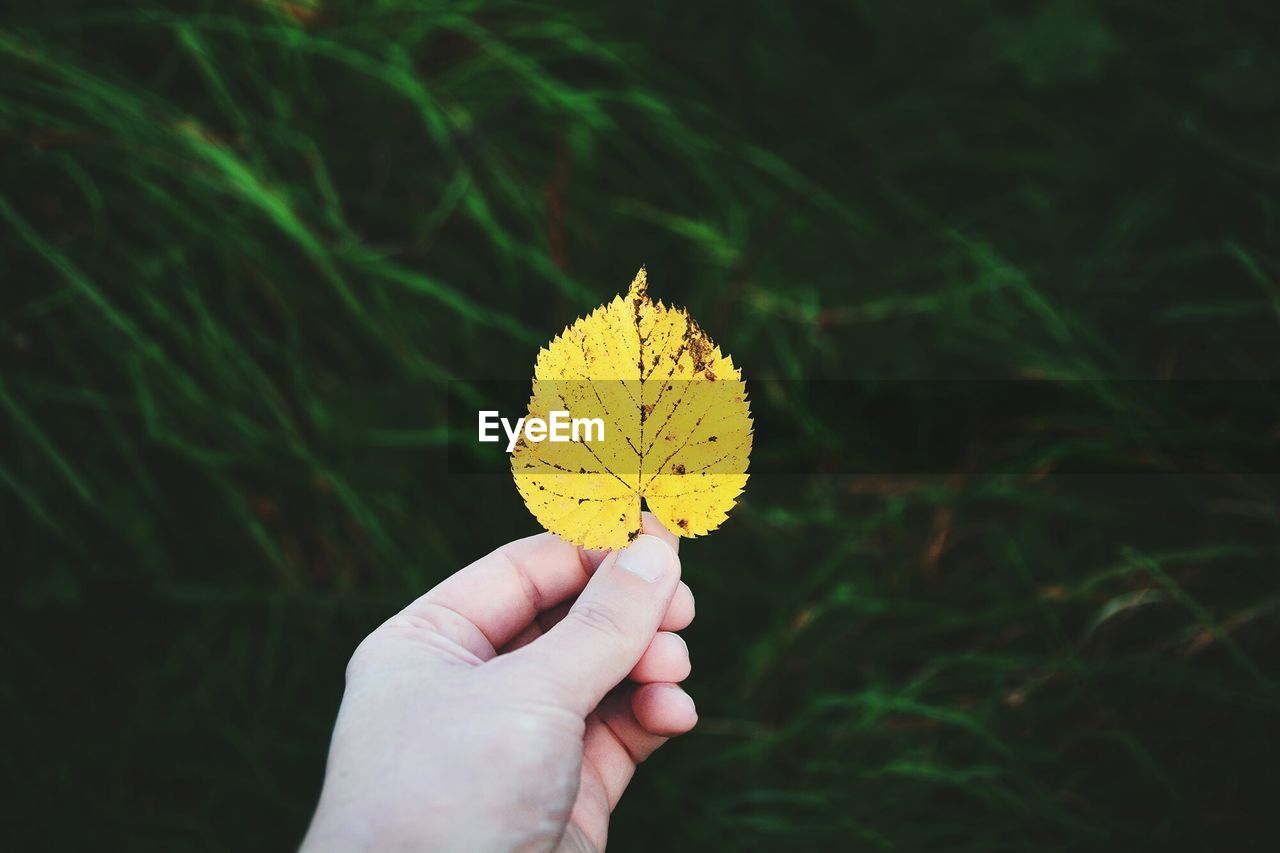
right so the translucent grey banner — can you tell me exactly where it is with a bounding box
[444,380,1280,475]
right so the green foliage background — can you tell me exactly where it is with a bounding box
[4,1,1280,849]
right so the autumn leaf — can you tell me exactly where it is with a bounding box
[512,267,752,549]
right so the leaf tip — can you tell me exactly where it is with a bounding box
[628,266,648,302]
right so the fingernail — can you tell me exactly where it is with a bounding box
[661,683,697,709]
[616,535,674,582]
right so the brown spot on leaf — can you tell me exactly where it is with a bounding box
[677,518,690,531]
[681,316,715,373]
[673,463,686,474]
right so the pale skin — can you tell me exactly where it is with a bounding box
[301,513,697,852]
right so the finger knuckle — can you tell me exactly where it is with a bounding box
[569,601,627,638]
[344,636,378,684]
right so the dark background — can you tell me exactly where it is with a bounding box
[4,1,1280,849]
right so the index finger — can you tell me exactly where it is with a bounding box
[403,512,679,655]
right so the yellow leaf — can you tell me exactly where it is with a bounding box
[512,267,752,549]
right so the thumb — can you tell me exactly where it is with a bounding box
[510,534,680,716]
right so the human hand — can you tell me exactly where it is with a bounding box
[300,513,696,852]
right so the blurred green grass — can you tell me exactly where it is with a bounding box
[3,0,1280,849]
